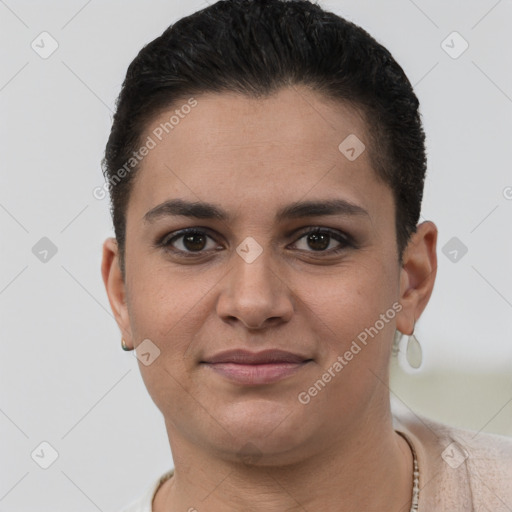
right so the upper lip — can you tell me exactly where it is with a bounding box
[202,349,311,365]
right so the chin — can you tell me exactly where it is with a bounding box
[212,399,313,456]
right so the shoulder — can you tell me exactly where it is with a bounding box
[412,410,512,468]
[119,469,174,512]
[393,404,512,510]
[438,418,512,495]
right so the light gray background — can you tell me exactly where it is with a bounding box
[1,0,511,510]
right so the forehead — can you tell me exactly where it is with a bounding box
[128,86,391,224]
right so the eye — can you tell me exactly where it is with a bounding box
[158,228,220,256]
[156,226,353,259]
[291,227,352,254]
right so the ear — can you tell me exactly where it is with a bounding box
[396,221,438,335]
[101,237,133,348]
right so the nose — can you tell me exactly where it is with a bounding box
[216,245,294,330]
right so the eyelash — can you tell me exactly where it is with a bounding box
[156,226,354,258]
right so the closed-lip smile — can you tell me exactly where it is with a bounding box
[201,349,313,385]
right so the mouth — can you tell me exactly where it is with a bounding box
[201,349,313,386]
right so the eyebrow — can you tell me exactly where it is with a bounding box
[143,198,370,224]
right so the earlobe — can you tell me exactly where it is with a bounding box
[101,237,132,346]
[396,221,438,336]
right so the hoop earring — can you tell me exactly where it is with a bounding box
[121,338,133,351]
[394,323,422,374]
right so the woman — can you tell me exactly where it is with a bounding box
[100,0,512,510]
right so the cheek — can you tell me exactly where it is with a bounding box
[298,259,399,393]
[300,258,398,331]
[298,267,398,417]
[125,264,220,359]
[125,271,211,417]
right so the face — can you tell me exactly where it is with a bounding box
[103,86,431,464]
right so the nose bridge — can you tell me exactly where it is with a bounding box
[216,239,294,328]
[234,242,276,294]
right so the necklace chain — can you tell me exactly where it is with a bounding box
[400,431,420,512]
[411,447,420,511]
[396,430,420,511]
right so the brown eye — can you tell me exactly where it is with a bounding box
[305,232,330,251]
[181,232,207,251]
[160,228,219,255]
[293,228,351,254]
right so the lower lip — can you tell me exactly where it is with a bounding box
[203,361,310,385]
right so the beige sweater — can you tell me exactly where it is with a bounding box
[121,408,512,511]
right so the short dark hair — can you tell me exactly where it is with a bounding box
[102,0,426,277]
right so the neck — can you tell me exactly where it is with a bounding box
[154,409,414,512]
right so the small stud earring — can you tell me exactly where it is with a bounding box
[121,338,133,351]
